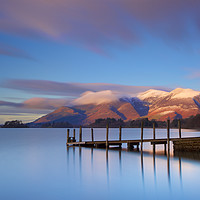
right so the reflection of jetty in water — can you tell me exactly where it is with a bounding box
[67,146,185,189]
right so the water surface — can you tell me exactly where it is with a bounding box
[0,128,200,200]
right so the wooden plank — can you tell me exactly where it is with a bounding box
[151,141,167,145]
[171,137,200,142]
[128,142,140,145]
[66,137,200,146]
[66,141,86,145]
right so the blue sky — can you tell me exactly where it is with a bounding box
[1,0,200,123]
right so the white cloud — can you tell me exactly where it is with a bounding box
[73,90,119,105]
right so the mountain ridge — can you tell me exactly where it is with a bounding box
[32,88,200,125]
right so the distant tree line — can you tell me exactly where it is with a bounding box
[1,120,28,128]
[173,114,200,129]
[40,121,72,128]
[89,118,125,128]
[2,114,200,129]
[88,118,167,128]
[87,115,200,129]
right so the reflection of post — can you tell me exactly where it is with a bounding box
[79,147,82,179]
[119,150,122,173]
[179,156,182,185]
[73,146,75,166]
[167,152,171,187]
[106,148,109,185]
[141,121,144,151]
[167,120,170,155]
[141,151,144,182]
[91,147,93,169]
[164,143,167,155]
[67,146,69,169]
[153,150,156,185]
[153,150,156,175]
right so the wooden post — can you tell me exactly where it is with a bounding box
[79,126,82,142]
[153,122,156,139]
[167,119,170,153]
[119,126,122,141]
[67,129,70,144]
[178,119,181,138]
[106,123,109,148]
[119,126,122,148]
[73,129,76,138]
[127,142,133,150]
[153,122,156,153]
[141,120,144,151]
[91,128,94,142]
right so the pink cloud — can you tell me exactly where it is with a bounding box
[0,97,70,110]
[1,0,199,53]
[1,79,170,97]
[1,79,88,96]
[23,98,70,109]
[0,81,171,123]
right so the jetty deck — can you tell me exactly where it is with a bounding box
[66,120,200,152]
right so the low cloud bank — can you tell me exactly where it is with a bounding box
[1,79,170,97]
[0,79,171,123]
[73,90,120,105]
[0,98,70,110]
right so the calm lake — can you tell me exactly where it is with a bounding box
[1,128,200,200]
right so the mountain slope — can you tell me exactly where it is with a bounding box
[33,99,143,125]
[32,87,200,125]
[34,106,87,125]
[137,88,200,120]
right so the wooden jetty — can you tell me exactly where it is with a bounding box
[66,119,200,152]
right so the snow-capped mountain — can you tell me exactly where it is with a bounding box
[137,88,200,120]
[32,88,200,125]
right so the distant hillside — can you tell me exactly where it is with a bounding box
[30,88,200,126]
[32,99,147,126]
